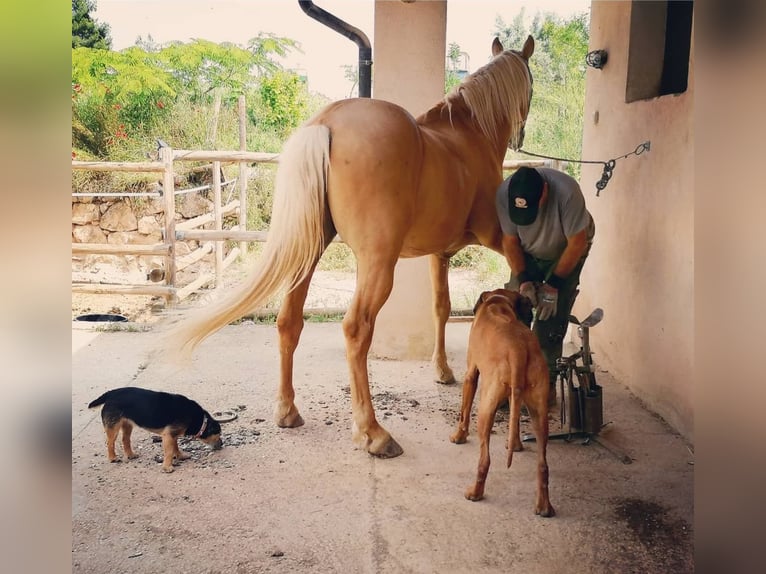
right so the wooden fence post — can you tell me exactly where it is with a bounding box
[238,95,248,257]
[213,160,223,288]
[160,146,177,304]
[208,89,223,148]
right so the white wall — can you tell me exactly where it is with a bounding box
[578,1,694,440]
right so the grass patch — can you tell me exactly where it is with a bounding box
[94,323,152,333]
[237,311,345,325]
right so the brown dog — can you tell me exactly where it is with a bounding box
[450,288,554,516]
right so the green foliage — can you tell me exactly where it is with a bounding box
[72,0,111,49]
[445,41,466,94]
[158,40,257,101]
[342,65,359,98]
[317,243,356,272]
[445,70,462,94]
[247,33,300,76]
[254,71,310,134]
[449,245,484,269]
[72,35,303,159]
[495,10,590,179]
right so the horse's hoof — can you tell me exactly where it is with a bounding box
[536,504,555,518]
[369,436,404,459]
[275,410,305,428]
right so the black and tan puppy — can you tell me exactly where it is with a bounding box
[88,387,223,473]
[450,288,554,517]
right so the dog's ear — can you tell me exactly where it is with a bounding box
[515,293,534,328]
[473,291,491,315]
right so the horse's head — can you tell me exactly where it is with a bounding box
[442,35,535,156]
[491,35,535,151]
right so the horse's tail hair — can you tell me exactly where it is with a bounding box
[161,124,330,362]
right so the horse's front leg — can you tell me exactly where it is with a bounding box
[429,253,456,384]
[343,259,403,458]
[274,270,316,428]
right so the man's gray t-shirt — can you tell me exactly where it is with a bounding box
[496,167,595,261]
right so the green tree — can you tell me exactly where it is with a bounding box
[247,33,300,76]
[445,42,465,93]
[342,65,359,98]
[72,0,111,49]
[495,10,589,178]
[158,39,256,101]
[254,70,310,134]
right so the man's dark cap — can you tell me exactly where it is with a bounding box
[506,167,544,226]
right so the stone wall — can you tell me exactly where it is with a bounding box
[72,183,219,278]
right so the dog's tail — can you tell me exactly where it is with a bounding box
[507,386,522,468]
[88,391,112,409]
[157,124,331,362]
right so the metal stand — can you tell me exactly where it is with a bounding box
[522,308,632,465]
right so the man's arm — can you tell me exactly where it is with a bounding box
[502,234,527,277]
[551,228,588,280]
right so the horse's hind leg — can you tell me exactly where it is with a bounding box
[274,220,336,428]
[273,271,315,428]
[430,253,456,384]
[344,256,402,458]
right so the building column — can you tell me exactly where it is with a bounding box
[370,0,447,360]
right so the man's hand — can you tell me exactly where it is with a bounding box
[519,281,537,307]
[536,284,558,321]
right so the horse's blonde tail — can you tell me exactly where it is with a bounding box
[162,124,330,361]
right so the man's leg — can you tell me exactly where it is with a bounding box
[533,256,588,399]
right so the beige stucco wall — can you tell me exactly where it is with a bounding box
[577,1,694,440]
[369,0,447,360]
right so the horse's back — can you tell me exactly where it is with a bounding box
[302,97,503,257]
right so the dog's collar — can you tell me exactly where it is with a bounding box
[194,416,208,439]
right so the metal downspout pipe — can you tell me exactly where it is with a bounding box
[297,0,372,98]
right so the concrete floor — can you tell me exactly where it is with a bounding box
[72,320,693,574]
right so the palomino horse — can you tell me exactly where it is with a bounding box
[165,36,535,458]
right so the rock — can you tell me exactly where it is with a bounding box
[135,196,164,216]
[137,215,161,236]
[72,203,100,225]
[178,193,213,218]
[101,202,138,232]
[72,224,107,244]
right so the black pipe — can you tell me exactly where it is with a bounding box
[298,0,372,98]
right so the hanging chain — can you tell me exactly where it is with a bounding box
[516,141,651,196]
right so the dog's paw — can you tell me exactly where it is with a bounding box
[464,486,484,501]
[161,465,175,473]
[175,451,191,461]
[449,431,467,444]
[126,453,139,460]
[109,458,122,463]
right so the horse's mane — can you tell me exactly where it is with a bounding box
[444,50,532,147]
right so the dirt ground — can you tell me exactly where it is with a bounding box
[71,260,489,324]
[72,266,694,573]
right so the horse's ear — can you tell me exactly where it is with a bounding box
[521,35,535,60]
[492,37,504,57]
